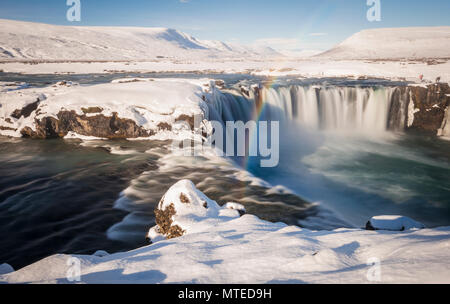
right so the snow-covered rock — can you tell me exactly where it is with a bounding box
[1,180,449,284]
[0,78,211,139]
[93,251,110,258]
[223,202,246,216]
[366,215,426,231]
[0,264,14,275]
[148,180,242,241]
[318,27,450,60]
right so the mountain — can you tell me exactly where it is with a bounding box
[317,27,450,60]
[0,19,281,61]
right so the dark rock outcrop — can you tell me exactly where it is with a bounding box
[11,98,40,119]
[81,107,103,114]
[175,114,196,130]
[154,203,185,239]
[388,83,450,136]
[407,83,449,135]
[365,221,376,231]
[21,110,153,139]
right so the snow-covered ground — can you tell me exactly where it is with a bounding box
[1,59,449,83]
[1,180,449,284]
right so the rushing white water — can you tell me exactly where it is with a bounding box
[206,85,403,135]
[260,86,398,134]
[438,106,450,139]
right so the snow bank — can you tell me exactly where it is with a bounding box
[318,27,450,60]
[367,216,425,231]
[1,180,449,284]
[0,78,211,139]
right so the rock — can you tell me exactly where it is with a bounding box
[93,250,109,258]
[148,180,241,242]
[366,215,425,231]
[407,83,450,135]
[223,202,246,216]
[157,122,172,131]
[11,98,40,119]
[81,107,103,114]
[154,203,185,239]
[175,114,196,130]
[21,111,153,139]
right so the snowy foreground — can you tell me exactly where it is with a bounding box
[1,180,449,284]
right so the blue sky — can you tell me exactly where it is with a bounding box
[0,0,449,51]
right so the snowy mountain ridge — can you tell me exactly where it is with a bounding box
[317,27,450,60]
[0,19,281,61]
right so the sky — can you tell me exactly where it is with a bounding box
[0,0,449,52]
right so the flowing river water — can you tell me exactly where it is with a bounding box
[1,73,449,269]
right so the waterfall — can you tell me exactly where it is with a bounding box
[438,106,450,139]
[206,85,407,135]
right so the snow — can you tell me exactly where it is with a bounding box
[0,19,280,61]
[2,58,449,84]
[0,264,14,275]
[1,20,449,83]
[317,27,450,60]
[223,202,246,215]
[1,180,449,284]
[368,216,426,231]
[0,78,212,138]
[149,180,242,239]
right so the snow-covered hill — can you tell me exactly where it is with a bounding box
[0,19,281,61]
[317,27,450,60]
